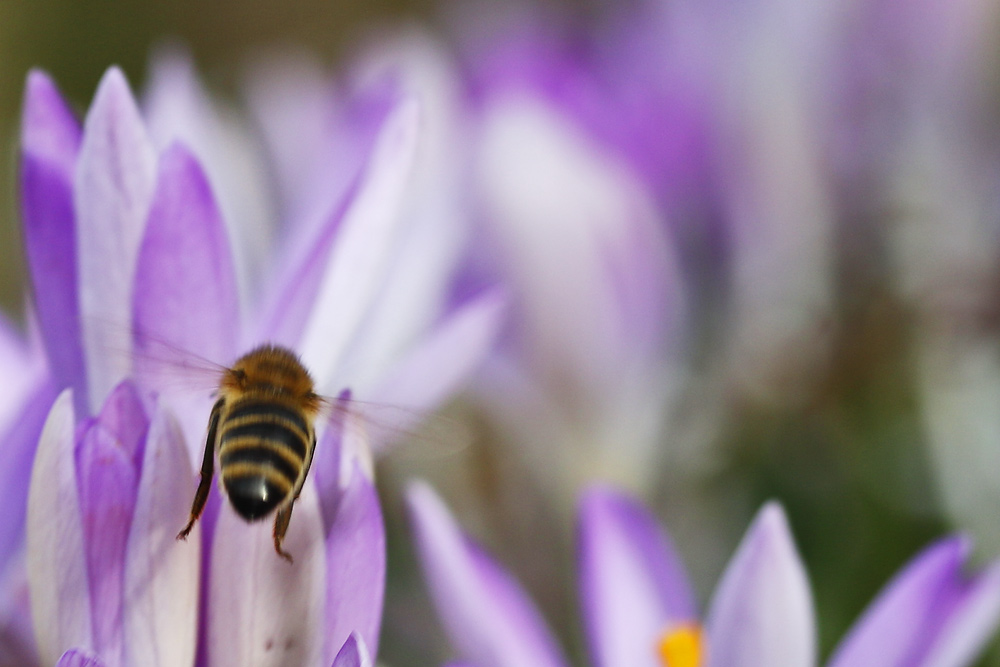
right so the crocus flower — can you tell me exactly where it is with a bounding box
[12,42,504,666]
[408,482,1000,666]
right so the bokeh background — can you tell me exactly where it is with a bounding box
[4,0,1000,664]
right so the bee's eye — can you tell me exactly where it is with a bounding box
[233,369,247,383]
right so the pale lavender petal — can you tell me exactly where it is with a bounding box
[705,503,816,667]
[208,480,326,667]
[75,67,157,413]
[363,289,506,434]
[475,94,671,406]
[20,72,86,407]
[56,648,106,667]
[252,179,354,350]
[923,559,1000,667]
[75,382,148,665]
[27,391,92,666]
[324,461,385,663]
[133,142,239,368]
[407,481,569,667]
[577,486,696,667]
[243,53,342,226]
[144,47,276,306]
[298,98,422,388]
[0,381,59,575]
[331,631,373,667]
[827,538,968,667]
[328,37,471,395]
[122,407,199,667]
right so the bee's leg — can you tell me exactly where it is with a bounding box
[273,504,294,563]
[177,398,224,541]
[274,431,315,562]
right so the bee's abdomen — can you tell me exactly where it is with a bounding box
[218,400,311,521]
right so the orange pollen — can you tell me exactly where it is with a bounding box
[657,623,704,667]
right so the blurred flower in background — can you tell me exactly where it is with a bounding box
[408,481,1000,667]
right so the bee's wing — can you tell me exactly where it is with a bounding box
[88,315,227,396]
[319,393,472,460]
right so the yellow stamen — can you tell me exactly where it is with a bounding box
[658,623,704,667]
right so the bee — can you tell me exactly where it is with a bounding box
[176,343,323,562]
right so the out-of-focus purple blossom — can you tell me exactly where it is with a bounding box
[453,27,686,501]
[11,41,504,665]
[408,482,1000,667]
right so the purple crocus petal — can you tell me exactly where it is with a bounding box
[923,560,1000,667]
[26,391,92,666]
[122,407,199,667]
[132,141,238,370]
[363,289,506,434]
[827,537,969,667]
[208,479,326,667]
[323,461,385,663]
[22,69,81,172]
[297,98,421,388]
[75,67,157,413]
[76,382,148,665]
[331,631,372,667]
[56,648,106,667]
[407,481,569,667]
[20,71,87,409]
[475,94,667,405]
[577,486,697,667]
[705,503,816,667]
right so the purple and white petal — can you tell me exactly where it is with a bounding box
[332,36,471,391]
[21,69,81,173]
[122,407,200,667]
[331,632,372,667]
[75,382,148,664]
[20,72,86,405]
[133,142,238,368]
[208,479,326,667]
[75,67,157,413]
[298,98,422,389]
[577,486,697,667]
[27,391,92,666]
[705,503,816,667]
[921,559,1000,667]
[827,538,968,667]
[144,47,275,305]
[323,461,385,663]
[407,481,569,667]
[56,648,107,667]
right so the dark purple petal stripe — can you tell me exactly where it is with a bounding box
[20,72,87,410]
[133,142,239,374]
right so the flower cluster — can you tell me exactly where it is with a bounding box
[6,40,504,667]
[408,483,1000,667]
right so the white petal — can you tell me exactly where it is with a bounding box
[705,503,816,667]
[122,408,200,667]
[208,479,326,667]
[27,391,92,665]
[298,98,421,388]
[75,67,157,413]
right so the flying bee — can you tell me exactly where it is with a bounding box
[176,343,323,562]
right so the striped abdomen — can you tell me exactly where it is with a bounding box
[217,398,315,521]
